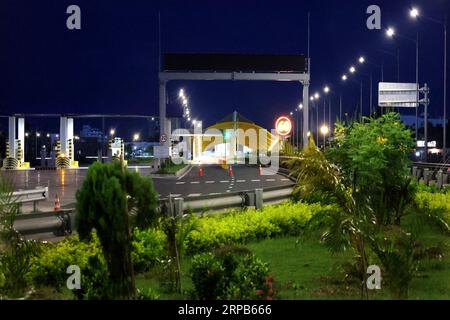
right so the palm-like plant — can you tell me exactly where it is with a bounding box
[0,177,40,298]
[288,113,419,299]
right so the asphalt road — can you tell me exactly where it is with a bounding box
[1,165,293,211]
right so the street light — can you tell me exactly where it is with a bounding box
[36,132,41,138]
[349,66,356,73]
[110,129,115,136]
[133,133,140,141]
[358,56,365,64]
[179,89,185,98]
[386,27,395,37]
[323,86,330,93]
[342,74,347,81]
[314,92,320,99]
[410,7,419,18]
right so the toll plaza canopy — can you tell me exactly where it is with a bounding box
[201,111,280,153]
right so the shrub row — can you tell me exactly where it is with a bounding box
[185,201,333,254]
[24,201,332,297]
[416,191,450,225]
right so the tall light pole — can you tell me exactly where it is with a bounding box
[386,27,419,141]
[314,92,320,145]
[348,65,363,120]
[340,74,348,122]
[410,7,447,161]
[377,48,400,82]
[320,124,329,150]
[297,104,303,148]
[358,57,374,115]
[323,86,333,135]
[290,111,295,147]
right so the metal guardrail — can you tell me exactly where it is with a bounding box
[13,186,49,212]
[160,184,295,216]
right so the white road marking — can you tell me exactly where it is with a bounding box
[170,194,182,197]
[177,165,193,180]
[209,192,220,195]
[280,178,290,181]
[190,181,200,184]
[237,180,246,183]
[220,180,229,183]
[266,178,276,182]
[226,190,231,193]
[187,193,202,197]
[205,181,215,184]
[251,179,261,182]
[175,182,185,185]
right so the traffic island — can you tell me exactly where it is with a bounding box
[151,163,190,179]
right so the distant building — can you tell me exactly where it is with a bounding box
[80,125,104,139]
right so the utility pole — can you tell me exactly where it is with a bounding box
[444,15,447,162]
[423,83,429,162]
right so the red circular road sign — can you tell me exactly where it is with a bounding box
[275,116,292,136]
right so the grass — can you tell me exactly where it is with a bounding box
[136,221,450,300]
[156,163,186,174]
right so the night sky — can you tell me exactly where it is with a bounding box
[0,0,449,136]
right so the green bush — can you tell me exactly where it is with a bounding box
[185,201,332,254]
[132,228,166,273]
[29,234,111,299]
[190,246,269,300]
[416,191,450,229]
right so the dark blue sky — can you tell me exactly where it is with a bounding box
[0,0,448,132]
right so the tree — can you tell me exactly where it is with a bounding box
[287,113,419,299]
[75,161,159,299]
[327,113,415,226]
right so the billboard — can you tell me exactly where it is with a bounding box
[164,54,307,73]
[378,82,419,108]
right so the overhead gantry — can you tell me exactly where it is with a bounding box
[158,53,311,161]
